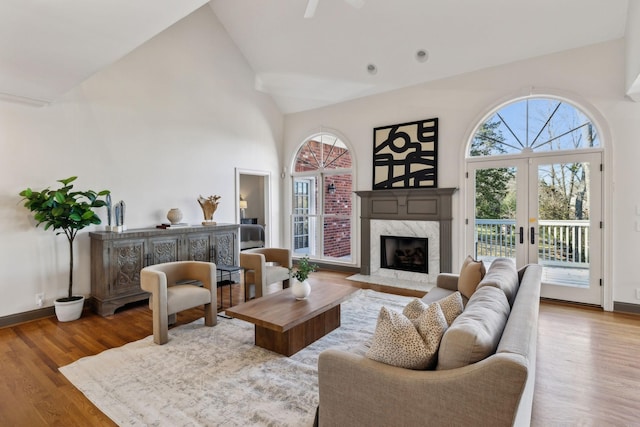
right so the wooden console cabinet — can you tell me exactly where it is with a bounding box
[89,224,240,316]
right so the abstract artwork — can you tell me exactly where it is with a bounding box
[373,118,438,189]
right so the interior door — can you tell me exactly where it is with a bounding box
[467,152,602,306]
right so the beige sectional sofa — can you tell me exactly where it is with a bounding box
[317,259,543,427]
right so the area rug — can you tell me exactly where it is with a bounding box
[59,289,413,427]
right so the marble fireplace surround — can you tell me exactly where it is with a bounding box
[354,188,457,290]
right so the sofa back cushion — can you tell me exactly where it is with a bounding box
[436,286,511,370]
[476,258,519,306]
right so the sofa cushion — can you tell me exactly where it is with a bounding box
[458,256,486,299]
[436,286,510,370]
[476,258,519,306]
[367,304,448,370]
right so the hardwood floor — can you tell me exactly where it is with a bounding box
[1,270,639,426]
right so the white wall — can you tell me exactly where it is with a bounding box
[285,39,640,308]
[0,6,284,317]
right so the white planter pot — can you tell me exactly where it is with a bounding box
[291,278,311,300]
[54,296,85,322]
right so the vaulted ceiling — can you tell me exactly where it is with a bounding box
[0,0,629,112]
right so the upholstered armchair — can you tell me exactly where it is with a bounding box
[140,261,217,345]
[240,248,291,300]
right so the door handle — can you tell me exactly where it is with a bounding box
[530,226,535,244]
[519,227,524,244]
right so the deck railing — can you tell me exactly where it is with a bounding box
[475,219,590,267]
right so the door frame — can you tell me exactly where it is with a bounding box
[235,168,272,247]
[461,89,613,310]
[465,149,604,307]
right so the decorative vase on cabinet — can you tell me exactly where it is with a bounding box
[167,208,183,224]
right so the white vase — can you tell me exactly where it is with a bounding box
[54,296,85,322]
[291,278,311,300]
[167,208,183,224]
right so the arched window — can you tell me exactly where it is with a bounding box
[291,133,354,264]
[470,97,599,157]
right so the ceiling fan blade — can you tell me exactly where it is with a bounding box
[304,0,319,18]
[345,0,365,9]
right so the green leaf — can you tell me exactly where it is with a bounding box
[69,212,82,221]
[81,211,95,220]
[54,192,66,204]
[59,176,77,186]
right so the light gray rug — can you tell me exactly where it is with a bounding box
[60,289,412,427]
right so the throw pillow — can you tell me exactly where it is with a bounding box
[402,298,428,321]
[367,304,448,370]
[435,291,464,326]
[458,256,486,299]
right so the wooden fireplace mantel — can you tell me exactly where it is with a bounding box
[356,188,458,275]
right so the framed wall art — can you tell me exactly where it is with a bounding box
[373,117,438,189]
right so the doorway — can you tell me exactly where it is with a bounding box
[467,153,602,305]
[465,96,604,306]
[235,168,271,247]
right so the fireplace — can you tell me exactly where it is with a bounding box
[380,235,428,274]
[354,188,457,290]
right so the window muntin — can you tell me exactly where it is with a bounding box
[470,98,599,157]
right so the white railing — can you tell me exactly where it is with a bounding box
[475,219,590,267]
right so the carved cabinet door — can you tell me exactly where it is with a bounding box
[184,233,212,262]
[110,239,145,296]
[213,231,237,266]
[148,236,180,265]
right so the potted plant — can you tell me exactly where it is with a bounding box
[19,176,110,321]
[289,256,318,300]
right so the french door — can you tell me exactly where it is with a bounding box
[467,152,602,305]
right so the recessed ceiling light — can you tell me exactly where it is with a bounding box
[416,49,429,63]
[367,63,378,75]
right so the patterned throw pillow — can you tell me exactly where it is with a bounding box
[458,256,486,299]
[402,298,428,320]
[366,304,448,370]
[436,291,464,326]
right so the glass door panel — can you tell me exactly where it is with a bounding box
[468,159,528,269]
[468,153,602,306]
[532,153,602,305]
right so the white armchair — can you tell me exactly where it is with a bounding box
[140,261,217,345]
[240,248,291,300]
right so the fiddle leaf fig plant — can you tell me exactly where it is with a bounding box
[19,176,110,301]
[289,256,319,282]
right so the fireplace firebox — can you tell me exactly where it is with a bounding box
[380,235,428,274]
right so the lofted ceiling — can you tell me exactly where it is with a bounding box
[211,0,628,113]
[0,0,629,112]
[0,0,209,106]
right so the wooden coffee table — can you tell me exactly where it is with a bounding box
[225,282,357,356]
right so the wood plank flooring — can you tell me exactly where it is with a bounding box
[1,270,639,426]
